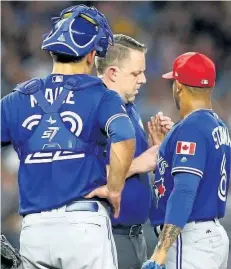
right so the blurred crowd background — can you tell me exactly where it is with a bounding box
[1,1,231,267]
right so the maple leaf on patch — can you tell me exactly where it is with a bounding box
[182,145,189,150]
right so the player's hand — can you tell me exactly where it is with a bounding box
[141,260,166,269]
[148,115,165,146]
[157,111,174,134]
[148,112,174,147]
[84,185,122,218]
[148,133,153,148]
[107,190,121,219]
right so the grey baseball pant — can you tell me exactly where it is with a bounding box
[20,201,118,269]
[154,219,229,269]
[112,225,147,269]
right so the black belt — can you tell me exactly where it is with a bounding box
[112,224,143,236]
[153,219,217,237]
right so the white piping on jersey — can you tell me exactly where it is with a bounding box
[171,167,203,178]
[105,113,129,137]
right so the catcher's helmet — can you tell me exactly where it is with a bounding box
[41,4,113,57]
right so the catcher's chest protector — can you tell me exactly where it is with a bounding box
[14,77,101,158]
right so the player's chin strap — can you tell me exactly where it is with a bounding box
[14,77,105,159]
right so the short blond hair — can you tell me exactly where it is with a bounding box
[95,34,147,75]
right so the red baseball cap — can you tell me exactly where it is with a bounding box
[162,52,216,87]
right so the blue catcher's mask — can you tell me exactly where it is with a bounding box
[41,4,114,57]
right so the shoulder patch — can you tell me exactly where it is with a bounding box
[176,141,196,155]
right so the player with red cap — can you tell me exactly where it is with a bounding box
[142,52,230,269]
[162,52,216,87]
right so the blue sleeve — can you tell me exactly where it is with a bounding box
[1,97,11,142]
[165,172,200,228]
[104,116,135,166]
[98,90,135,141]
[108,116,135,143]
[104,140,111,165]
[172,124,207,178]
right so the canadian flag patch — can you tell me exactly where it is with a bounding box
[176,141,196,155]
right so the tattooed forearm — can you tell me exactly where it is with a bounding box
[157,224,182,252]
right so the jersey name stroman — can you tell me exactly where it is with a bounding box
[212,126,231,149]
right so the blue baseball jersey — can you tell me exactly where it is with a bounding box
[106,103,152,225]
[150,109,231,225]
[1,74,134,215]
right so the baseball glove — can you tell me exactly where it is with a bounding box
[1,234,22,269]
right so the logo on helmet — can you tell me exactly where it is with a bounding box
[41,4,114,58]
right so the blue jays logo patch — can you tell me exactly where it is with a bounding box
[153,177,166,207]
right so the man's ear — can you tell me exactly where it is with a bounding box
[175,80,183,94]
[105,66,119,82]
[87,50,96,65]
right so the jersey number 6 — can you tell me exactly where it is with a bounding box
[218,153,227,202]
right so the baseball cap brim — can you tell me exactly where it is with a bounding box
[162,71,174,80]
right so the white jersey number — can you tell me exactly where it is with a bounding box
[218,153,227,202]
